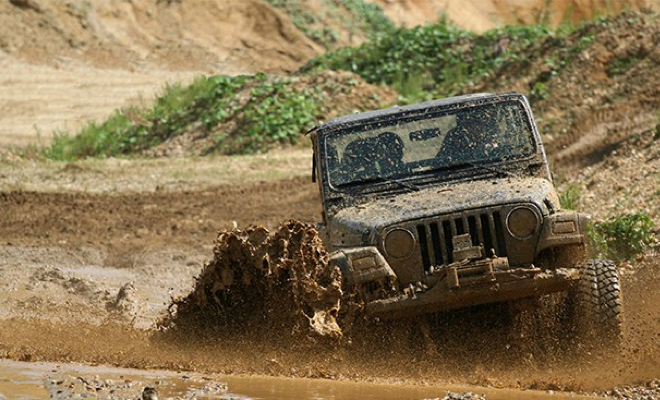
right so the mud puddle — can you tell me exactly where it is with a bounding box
[0,359,596,400]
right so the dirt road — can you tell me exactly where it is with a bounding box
[0,55,205,148]
[1,156,660,399]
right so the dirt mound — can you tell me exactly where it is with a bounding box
[0,0,319,73]
[162,220,356,340]
[367,0,660,31]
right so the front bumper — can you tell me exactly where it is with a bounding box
[366,265,578,319]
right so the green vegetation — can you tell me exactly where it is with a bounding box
[305,19,594,102]
[559,183,581,210]
[41,11,611,159]
[45,75,249,159]
[265,0,394,47]
[589,212,656,263]
[607,54,643,77]
[44,74,326,159]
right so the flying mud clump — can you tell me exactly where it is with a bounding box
[161,220,361,340]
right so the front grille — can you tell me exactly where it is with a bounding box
[416,209,508,272]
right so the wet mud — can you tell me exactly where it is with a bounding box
[156,220,660,395]
[0,359,594,400]
[1,177,660,398]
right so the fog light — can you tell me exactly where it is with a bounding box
[384,228,415,258]
[507,206,539,239]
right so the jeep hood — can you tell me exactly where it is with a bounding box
[331,177,557,232]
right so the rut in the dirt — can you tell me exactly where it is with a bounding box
[162,220,361,339]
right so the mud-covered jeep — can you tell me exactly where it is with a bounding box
[311,92,622,340]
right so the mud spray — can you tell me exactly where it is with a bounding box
[154,220,660,392]
[3,220,660,394]
[161,220,353,341]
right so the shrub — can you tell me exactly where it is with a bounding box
[305,20,558,95]
[589,212,656,263]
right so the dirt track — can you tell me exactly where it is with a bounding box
[1,156,660,398]
[0,176,319,249]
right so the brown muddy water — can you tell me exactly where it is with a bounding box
[0,359,596,400]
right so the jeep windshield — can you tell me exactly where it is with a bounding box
[324,100,536,188]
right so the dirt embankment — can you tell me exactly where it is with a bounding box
[0,0,320,148]
[459,11,660,180]
[367,0,660,30]
[0,0,319,72]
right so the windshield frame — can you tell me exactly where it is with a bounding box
[321,96,540,193]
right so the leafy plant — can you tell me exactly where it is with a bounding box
[209,76,323,154]
[589,212,656,263]
[530,81,550,102]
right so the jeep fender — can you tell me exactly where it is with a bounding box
[329,247,397,286]
[536,210,590,255]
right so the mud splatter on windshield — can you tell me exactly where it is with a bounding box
[325,100,535,187]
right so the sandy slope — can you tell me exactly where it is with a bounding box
[0,0,319,72]
[0,0,319,148]
[368,0,660,30]
[0,54,208,148]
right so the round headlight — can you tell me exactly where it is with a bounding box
[507,206,540,240]
[384,228,415,258]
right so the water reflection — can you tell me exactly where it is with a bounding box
[0,359,595,400]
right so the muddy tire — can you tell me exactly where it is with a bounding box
[572,259,623,346]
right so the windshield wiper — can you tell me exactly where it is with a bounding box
[338,176,420,191]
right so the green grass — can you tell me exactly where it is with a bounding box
[559,183,581,210]
[44,74,326,160]
[304,16,601,102]
[45,75,251,159]
[589,212,656,263]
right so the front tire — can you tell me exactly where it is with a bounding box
[572,259,623,346]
